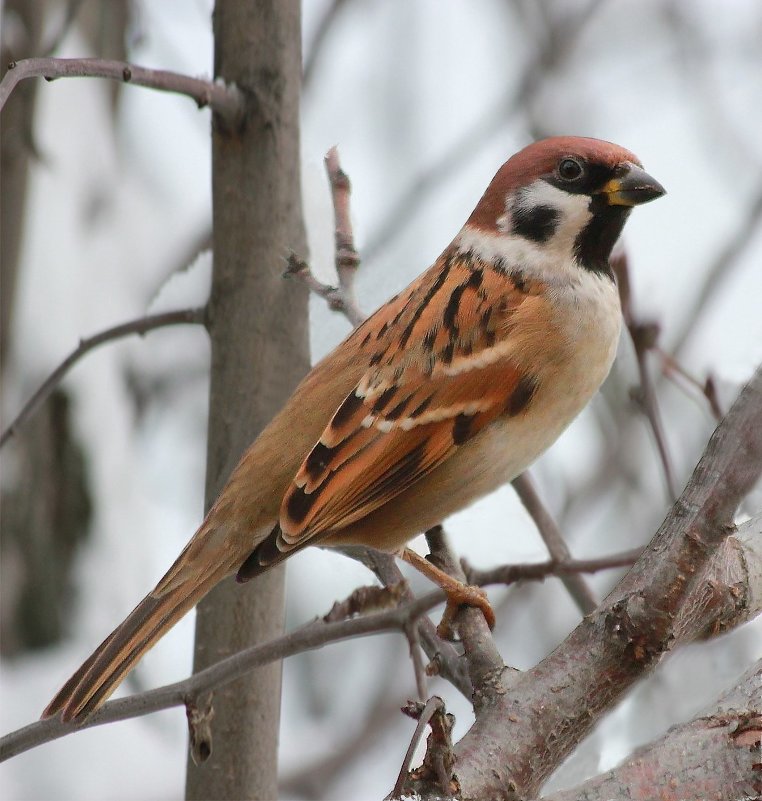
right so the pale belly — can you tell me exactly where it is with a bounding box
[327,340,615,552]
[326,271,621,552]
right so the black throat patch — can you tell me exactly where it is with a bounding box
[574,196,630,278]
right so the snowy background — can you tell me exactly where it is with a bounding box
[1,0,761,798]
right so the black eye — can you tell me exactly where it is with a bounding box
[558,158,583,181]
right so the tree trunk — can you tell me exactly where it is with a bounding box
[185,2,308,799]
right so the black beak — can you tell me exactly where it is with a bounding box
[601,163,666,207]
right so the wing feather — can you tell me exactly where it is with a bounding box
[276,247,544,548]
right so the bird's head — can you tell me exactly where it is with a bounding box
[463,136,665,278]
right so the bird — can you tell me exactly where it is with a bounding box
[43,136,665,723]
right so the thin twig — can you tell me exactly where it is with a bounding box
[0,592,441,763]
[286,146,365,326]
[656,346,724,420]
[392,696,445,800]
[0,307,206,448]
[511,473,599,614]
[336,545,473,699]
[0,58,243,125]
[612,251,679,501]
[0,526,744,765]
[465,547,644,588]
[325,146,361,299]
[404,622,428,701]
[284,253,363,325]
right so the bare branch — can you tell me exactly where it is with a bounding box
[0,58,243,125]
[0,591,441,763]
[340,545,474,699]
[542,660,762,801]
[4,510,758,767]
[464,547,643,588]
[612,251,679,501]
[425,527,506,700]
[655,345,724,420]
[453,366,762,799]
[393,696,446,799]
[1,307,207,448]
[511,472,599,614]
[285,253,364,326]
[286,146,365,326]
[325,146,362,306]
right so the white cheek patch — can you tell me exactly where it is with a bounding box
[503,180,593,252]
[456,180,594,283]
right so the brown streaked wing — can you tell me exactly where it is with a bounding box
[277,247,541,545]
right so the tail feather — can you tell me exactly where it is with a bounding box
[42,560,231,723]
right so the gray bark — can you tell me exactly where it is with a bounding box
[185,2,309,799]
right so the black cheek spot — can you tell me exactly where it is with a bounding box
[332,391,364,428]
[452,413,473,445]
[512,204,561,243]
[506,376,538,416]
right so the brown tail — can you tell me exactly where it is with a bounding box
[42,534,235,723]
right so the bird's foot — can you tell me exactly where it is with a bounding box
[437,583,495,640]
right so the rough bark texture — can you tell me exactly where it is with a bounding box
[451,368,762,800]
[544,661,762,801]
[185,2,309,799]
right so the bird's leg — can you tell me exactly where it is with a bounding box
[400,547,495,639]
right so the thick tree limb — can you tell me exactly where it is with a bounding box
[542,660,762,801]
[3,511,758,768]
[0,308,206,448]
[0,58,243,124]
[452,366,762,799]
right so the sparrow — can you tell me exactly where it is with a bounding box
[43,136,664,722]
